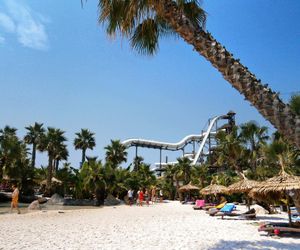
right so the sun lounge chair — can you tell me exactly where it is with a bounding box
[258,222,300,236]
[193,200,205,210]
[203,201,227,211]
[208,203,235,216]
[206,202,228,215]
[217,208,256,220]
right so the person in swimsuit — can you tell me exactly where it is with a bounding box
[151,187,156,204]
[127,188,133,206]
[11,184,21,214]
[145,189,149,206]
[138,188,144,206]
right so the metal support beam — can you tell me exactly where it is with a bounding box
[159,148,162,177]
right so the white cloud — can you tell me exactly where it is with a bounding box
[0,13,15,32]
[0,0,49,50]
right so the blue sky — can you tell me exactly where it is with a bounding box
[0,0,299,168]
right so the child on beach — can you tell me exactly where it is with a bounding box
[11,184,21,214]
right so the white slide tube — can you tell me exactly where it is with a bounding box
[122,114,227,166]
[122,134,206,151]
[191,116,222,165]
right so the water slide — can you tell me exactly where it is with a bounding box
[122,113,232,165]
[122,134,205,151]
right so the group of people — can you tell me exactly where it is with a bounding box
[127,187,163,206]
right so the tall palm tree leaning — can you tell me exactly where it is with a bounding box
[97,0,300,149]
[24,122,45,169]
[74,129,96,168]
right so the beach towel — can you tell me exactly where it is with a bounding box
[215,202,227,209]
[219,203,235,213]
[195,200,205,207]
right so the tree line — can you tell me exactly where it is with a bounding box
[0,95,299,205]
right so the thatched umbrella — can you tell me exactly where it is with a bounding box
[250,170,300,226]
[179,182,200,192]
[179,182,200,202]
[227,179,260,194]
[200,184,228,196]
[228,177,260,209]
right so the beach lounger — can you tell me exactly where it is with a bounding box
[217,208,256,220]
[209,203,235,217]
[193,200,205,210]
[203,201,227,211]
[258,222,300,236]
[206,202,228,216]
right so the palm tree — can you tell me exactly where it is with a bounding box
[263,133,299,175]
[53,143,69,173]
[215,127,247,178]
[24,122,45,168]
[239,121,269,172]
[133,156,144,171]
[39,127,67,193]
[0,126,26,180]
[164,164,176,199]
[104,140,127,168]
[176,157,192,185]
[74,129,96,168]
[137,163,156,188]
[80,160,106,205]
[0,126,18,176]
[97,0,300,149]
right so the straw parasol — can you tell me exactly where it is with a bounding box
[250,171,300,196]
[200,184,228,196]
[250,170,300,225]
[179,182,200,192]
[227,178,260,194]
[227,177,260,209]
[40,177,62,185]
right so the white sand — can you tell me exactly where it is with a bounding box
[0,201,299,250]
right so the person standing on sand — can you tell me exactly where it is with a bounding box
[151,187,156,204]
[159,189,163,203]
[11,184,21,214]
[136,189,140,206]
[138,188,144,206]
[145,189,149,206]
[128,188,133,206]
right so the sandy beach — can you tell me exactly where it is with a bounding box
[0,201,299,250]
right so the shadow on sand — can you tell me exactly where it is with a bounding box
[209,239,300,250]
[256,215,288,222]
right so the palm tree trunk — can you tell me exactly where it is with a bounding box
[31,143,36,168]
[46,154,53,194]
[155,0,300,149]
[55,159,59,173]
[81,148,86,168]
